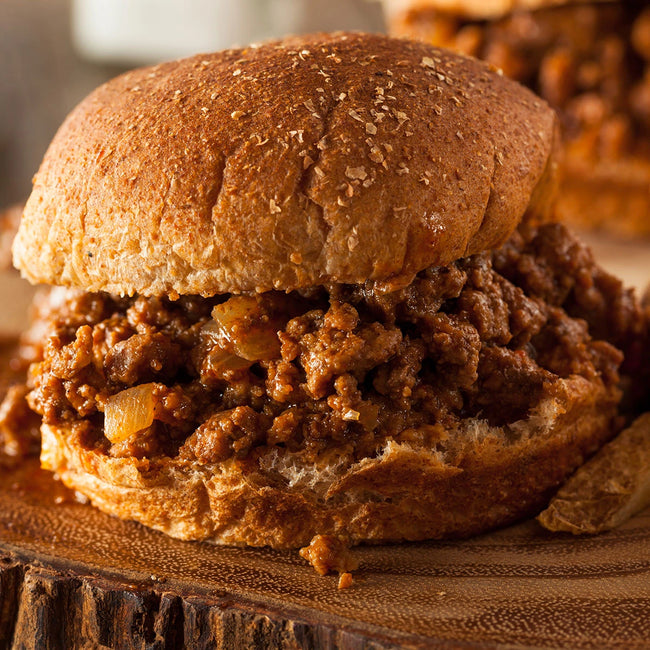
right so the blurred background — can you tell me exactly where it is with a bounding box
[0,0,385,208]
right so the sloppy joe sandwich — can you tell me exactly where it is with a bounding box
[12,33,643,549]
[383,0,650,237]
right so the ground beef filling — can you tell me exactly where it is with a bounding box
[26,224,629,463]
[399,2,650,162]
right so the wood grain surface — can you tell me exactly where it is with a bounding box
[0,458,649,649]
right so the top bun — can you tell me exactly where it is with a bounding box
[382,0,606,20]
[13,32,557,297]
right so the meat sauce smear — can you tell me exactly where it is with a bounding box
[23,224,640,464]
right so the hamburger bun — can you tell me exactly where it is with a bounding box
[13,32,557,297]
[14,33,630,549]
[39,378,616,548]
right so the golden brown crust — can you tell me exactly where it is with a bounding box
[40,375,618,549]
[13,32,556,297]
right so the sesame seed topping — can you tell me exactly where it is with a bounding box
[394,110,409,126]
[368,147,384,164]
[345,166,367,181]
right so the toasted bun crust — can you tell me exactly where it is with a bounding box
[13,32,557,297]
[40,376,617,548]
[382,0,608,20]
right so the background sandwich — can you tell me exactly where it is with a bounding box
[383,0,650,237]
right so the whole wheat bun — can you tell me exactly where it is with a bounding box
[13,32,557,297]
[41,375,617,548]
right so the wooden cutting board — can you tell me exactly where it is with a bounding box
[0,234,648,649]
[0,458,649,649]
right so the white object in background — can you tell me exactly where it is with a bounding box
[72,0,385,66]
[72,0,271,65]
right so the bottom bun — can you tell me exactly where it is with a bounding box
[41,375,617,549]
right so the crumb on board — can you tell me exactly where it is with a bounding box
[299,534,359,588]
[337,572,354,590]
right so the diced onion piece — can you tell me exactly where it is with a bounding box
[104,383,155,443]
[342,409,360,422]
[341,404,379,429]
[234,328,281,361]
[205,347,251,374]
[211,296,281,361]
[212,295,260,328]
